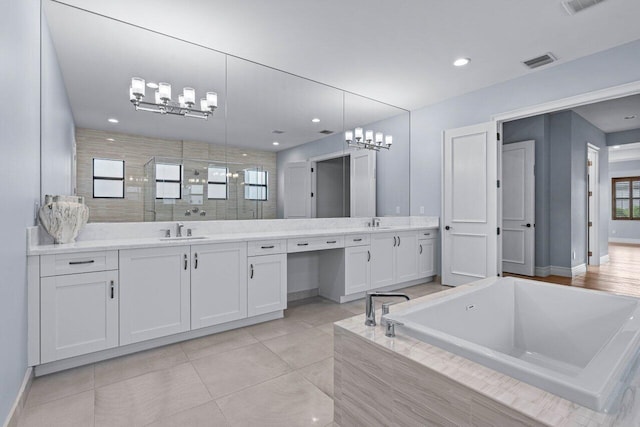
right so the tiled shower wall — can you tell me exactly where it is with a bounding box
[76,128,277,222]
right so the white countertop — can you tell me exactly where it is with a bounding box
[28,223,439,256]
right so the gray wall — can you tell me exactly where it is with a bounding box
[0,0,41,422]
[609,159,640,241]
[41,15,75,197]
[276,112,410,218]
[410,38,640,218]
[607,128,640,146]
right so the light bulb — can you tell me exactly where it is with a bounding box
[158,82,171,102]
[183,87,195,106]
[206,92,218,110]
[345,130,353,143]
[385,135,393,146]
[354,127,363,141]
[131,77,145,98]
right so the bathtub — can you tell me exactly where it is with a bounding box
[384,277,640,411]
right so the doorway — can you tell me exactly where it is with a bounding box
[314,156,350,218]
[587,145,600,265]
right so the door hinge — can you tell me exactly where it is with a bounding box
[588,221,593,227]
[311,192,314,197]
[497,227,501,235]
[588,191,593,197]
[497,180,500,188]
[311,167,314,173]
[587,160,593,167]
[588,251,593,257]
[497,132,501,141]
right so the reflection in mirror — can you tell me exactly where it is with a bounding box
[42,0,410,222]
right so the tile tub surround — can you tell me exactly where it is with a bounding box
[334,281,640,427]
[28,216,438,254]
[16,282,448,427]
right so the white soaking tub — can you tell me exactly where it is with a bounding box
[384,277,640,411]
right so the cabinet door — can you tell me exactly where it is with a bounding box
[248,254,287,317]
[41,271,118,363]
[191,242,247,329]
[370,233,395,289]
[345,245,371,295]
[120,246,190,345]
[418,238,435,278]
[395,231,420,283]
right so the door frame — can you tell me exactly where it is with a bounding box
[587,143,600,266]
[491,80,640,274]
[309,149,353,218]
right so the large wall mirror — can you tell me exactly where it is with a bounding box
[42,0,410,222]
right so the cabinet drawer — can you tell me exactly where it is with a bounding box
[419,229,438,239]
[345,234,370,247]
[41,251,118,277]
[248,240,286,256]
[287,235,345,253]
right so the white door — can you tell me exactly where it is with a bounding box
[248,254,287,316]
[370,232,395,289]
[41,271,118,363]
[344,245,371,294]
[502,140,535,276]
[395,231,420,283]
[191,242,247,329]
[442,122,498,286]
[587,145,600,265]
[350,150,376,217]
[418,238,435,278]
[284,161,311,218]
[119,246,191,345]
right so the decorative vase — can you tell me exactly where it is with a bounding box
[38,195,90,244]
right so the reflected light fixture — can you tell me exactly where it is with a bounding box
[108,118,119,123]
[345,127,392,151]
[272,142,280,146]
[453,57,470,67]
[311,118,321,123]
[129,77,218,120]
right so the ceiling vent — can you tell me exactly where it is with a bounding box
[272,130,285,134]
[523,53,557,69]
[562,0,605,15]
[319,130,334,135]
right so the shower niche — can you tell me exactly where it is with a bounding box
[144,157,268,221]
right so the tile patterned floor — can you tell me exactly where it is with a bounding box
[18,282,447,427]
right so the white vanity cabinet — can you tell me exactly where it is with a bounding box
[344,243,371,295]
[191,242,248,329]
[418,230,437,278]
[41,270,119,363]
[370,230,425,290]
[395,230,420,283]
[248,253,287,317]
[119,246,191,345]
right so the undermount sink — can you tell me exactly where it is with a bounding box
[160,236,207,241]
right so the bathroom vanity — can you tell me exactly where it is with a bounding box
[27,216,438,374]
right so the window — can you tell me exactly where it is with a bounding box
[244,170,268,201]
[156,163,182,199]
[93,158,124,198]
[207,166,228,200]
[612,177,640,220]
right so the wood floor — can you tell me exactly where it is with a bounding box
[506,243,640,297]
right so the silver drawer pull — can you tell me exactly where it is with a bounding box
[297,243,309,246]
[250,264,254,279]
[326,240,337,244]
[424,233,431,236]
[69,260,95,265]
[261,245,275,249]
[110,280,115,299]
[353,238,363,242]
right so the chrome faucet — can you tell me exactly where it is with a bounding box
[365,292,410,326]
[372,217,380,227]
[176,222,184,237]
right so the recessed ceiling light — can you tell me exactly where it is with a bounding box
[146,82,159,89]
[624,115,637,120]
[272,142,279,146]
[242,153,248,157]
[613,145,621,149]
[108,118,119,123]
[453,58,470,67]
[311,118,320,123]
[106,138,115,142]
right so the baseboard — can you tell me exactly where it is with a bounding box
[547,264,586,278]
[287,288,319,302]
[535,266,551,277]
[609,237,640,245]
[3,367,33,427]
[600,254,610,264]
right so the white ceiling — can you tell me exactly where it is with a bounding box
[53,0,640,111]
[572,94,640,133]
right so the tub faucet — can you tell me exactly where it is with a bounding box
[176,222,184,237]
[365,292,410,326]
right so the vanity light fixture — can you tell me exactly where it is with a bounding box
[129,77,218,120]
[345,127,393,151]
